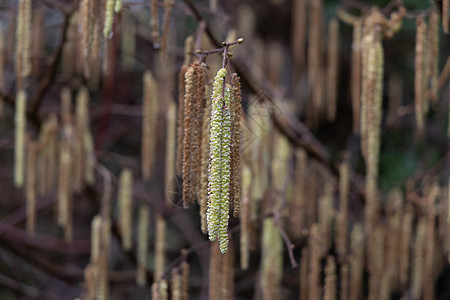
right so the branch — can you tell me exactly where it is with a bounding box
[273,211,298,269]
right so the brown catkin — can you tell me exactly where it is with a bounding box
[299,247,308,300]
[137,205,149,287]
[118,168,133,251]
[176,65,188,175]
[444,0,449,34]
[423,184,438,300]
[142,71,158,180]
[318,183,334,256]
[151,0,159,42]
[412,217,426,299]
[240,165,251,270]
[326,18,339,122]
[324,256,337,300]
[385,188,402,289]
[349,223,364,300]
[231,73,242,217]
[161,0,174,56]
[290,148,307,239]
[200,84,211,233]
[181,258,190,300]
[308,224,320,300]
[427,10,439,104]
[414,16,428,139]
[154,212,166,282]
[351,20,363,133]
[26,140,38,235]
[74,87,89,192]
[292,0,307,75]
[165,100,177,203]
[15,0,32,89]
[182,62,206,206]
[336,156,349,260]
[399,203,413,287]
[340,263,349,300]
[15,90,26,187]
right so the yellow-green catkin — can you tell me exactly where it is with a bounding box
[414,16,427,139]
[103,0,115,38]
[240,164,251,270]
[324,256,337,300]
[261,218,282,300]
[165,100,177,204]
[15,90,26,187]
[142,71,158,180]
[121,11,135,71]
[114,0,122,13]
[207,68,227,245]
[137,204,149,287]
[327,18,339,122]
[154,212,167,282]
[26,140,37,235]
[118,168,133,251]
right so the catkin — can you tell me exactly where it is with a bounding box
[230,74,242,217]
[336,156,349,260]
[427,10,439,104]
[324,256,337,300]
[137,205,149,287]
[308,224,320,300]
[114,0,122,13]
[103,0,115,38]
[155,212,167,282]
[351,20,363,133]
[74,87,89,192]
[340,263,349,300]
[261,218,282,300]
[207,68,227,241]
[118,168,133,251]
[151,0,160,42]
[444,0,449,34]
[399,203,413,287]
[142,71,158,180]
[121,12,136,71]
[412,218,426,299]
[183,63,206,206]
[181,259,190,300]
[290,148,307,239]
[240,164,251,270]
[161,0,174,56]
[200,84,212,233]
[16,0,32,88]
[26,140,37,235]
[14,90,26,187]
[423,184,438,300]
[414,16,427,139]
[299,247,308,300]
[176,66,188,175]
[171,267,182,300]
[327,18,339,122]
[165,100,177,203]
[349,223,363,300]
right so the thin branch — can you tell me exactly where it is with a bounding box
[273,211,298,269]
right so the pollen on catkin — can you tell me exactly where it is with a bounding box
[207,67,227,242]
[103,0,115,38]
[230,73,242,217]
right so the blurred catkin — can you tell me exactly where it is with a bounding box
[26,140,38,235]
[14,90,26,187]
[414,16,427,139]
[231,74,242,217]
[142,71,158,180]
[137,205,149,287]
[324,256,337,300]
[326,18,339,122]
[240,164,251,270]
[427,10,439,104]
[261,218,282,300]
[165,100,177,203]
[155,212,167,282]
[351,20,363,134]
[118,168,133,251]
[349,223,364,300]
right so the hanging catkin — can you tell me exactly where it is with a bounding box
[340,263,349,300]
[240,164,251,270]
[114,0,122,12]
[308,224,320,300]
[74,87,89,192]
[151,0,160,42]
[176,65,188,175]
[14,90,26,187]
[137,205,149,287]
[26,140,37,235]
[414,16,427,139]
[181,256,190,300]
[161,0,174,56]
[327,18,339,122]
[349,223,364,300]
[183,62,206,206]
[207,68,227,243]
[200,84,212,233]
[299,247,308,300]
[290,148,307,240]
[324,256,337,300]
[336,156,349,260]
[261,218,282,300]
[399,203,413,287]
[118,168,133,251]
[171,267,182,300]
[154,212,167,282]
[142,71,158,180]
[412,218,426,299]
[427,10,439,104]
[423,184,438,300]
[103,0,115,38]
[351,20,363,133]
[15,0,32,89]
[230,74,242,217]
[165,100,177,203]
